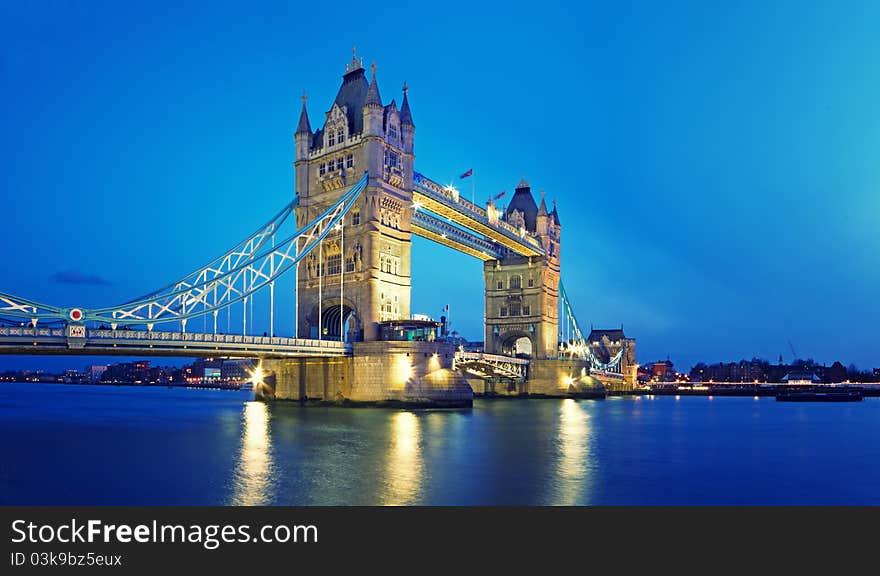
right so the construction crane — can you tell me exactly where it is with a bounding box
[788,339,798,362]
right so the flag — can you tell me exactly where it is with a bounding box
[459,168,473,179]
[493,190,506,200]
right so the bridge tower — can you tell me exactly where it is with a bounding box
[294,50,415,342]
[484,180,561,359]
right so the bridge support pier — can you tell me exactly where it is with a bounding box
[526,359,605,398]
[259,341,473,407]
[467,358,605,399]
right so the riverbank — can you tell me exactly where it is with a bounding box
[630,383,880,397]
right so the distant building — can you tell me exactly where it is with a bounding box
[84,365,107,383]
[826,361,847,383]
[651,359,676,381]
[781,372,821,385]
[222,359,256,382]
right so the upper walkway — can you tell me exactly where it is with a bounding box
[412,172,545,260]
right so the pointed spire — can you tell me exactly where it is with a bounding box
[399,81,414,127]
[516,173,529,189]
[551,198,560,225]
[296,90,311,134]
[537,189,548,216]
[365,60,382,107]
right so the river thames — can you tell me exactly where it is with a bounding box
[2,383,878,505]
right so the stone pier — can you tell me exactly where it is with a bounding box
[258,341,473,407]
[466,358,605,399]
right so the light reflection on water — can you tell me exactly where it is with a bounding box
[382,411,424,505]
[4,384,880,505]
[229,401,273,505]
[550,398,593,505]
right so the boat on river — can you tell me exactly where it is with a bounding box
[776,390,863,402]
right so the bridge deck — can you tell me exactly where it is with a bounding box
[0,327,351,358]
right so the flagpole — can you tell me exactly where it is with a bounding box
[472,172,475,206]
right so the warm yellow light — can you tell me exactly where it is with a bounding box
[249,364,264,386]
[427,352,441,372]
[412,200,423,211]
[393,354,414,388]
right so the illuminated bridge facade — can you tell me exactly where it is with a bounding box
[0,50,635,402]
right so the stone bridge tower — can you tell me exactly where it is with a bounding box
[483,180,561,359]
[293,50,415,342]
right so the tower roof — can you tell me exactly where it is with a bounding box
[399,82,414,127]
[296,91,311,135]
[327,51,370,136]
[505,177,539,232]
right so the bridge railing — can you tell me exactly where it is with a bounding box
[87,329,348,349]
[0,326,349,352]
[0,327,65,338]
[455,351,530,366]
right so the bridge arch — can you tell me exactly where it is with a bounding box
[498,330,533,359]
[308,299,360,342]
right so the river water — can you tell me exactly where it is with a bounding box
[1,383,877,505]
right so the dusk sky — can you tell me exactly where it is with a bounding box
[1,1,878,372]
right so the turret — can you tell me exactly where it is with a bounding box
[399,82,415,153]
[536,189,549,236]
[295,91,312,161]
[363,62,384,137]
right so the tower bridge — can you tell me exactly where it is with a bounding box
[0,50,636,405]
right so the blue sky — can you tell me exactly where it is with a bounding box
[1,0,878,372]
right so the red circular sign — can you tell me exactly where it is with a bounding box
[69,309,83,322]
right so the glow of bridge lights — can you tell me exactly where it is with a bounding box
[412,199,423,211]
[249,364,265,386]
[384,412,423,505]
[393,354,414,388]
[427,352,441,372]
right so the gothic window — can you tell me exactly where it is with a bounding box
[346,153,354,168]
[336,128,344,144]
[385,150,400,169]
[528,278,534,287]
[510,275,522,289]
[328,131,335,147]
[379,254,400,275]
[509,301,521,316]
[497,281,503,289]
[388,124,399,141]
[500,307,508,317]
[379,292,399,321]
[319,162,326,176]
[345,256,355,273]
[351,210,360,226]
[327,254,341,276]
[522,305,531,316]
[335,157,343,171]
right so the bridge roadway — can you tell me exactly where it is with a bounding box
[0,327,538,372]
[0,326,350,358]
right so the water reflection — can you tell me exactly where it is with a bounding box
[382,412,424,505]
[230,401,273,505]
[551,399,593,505]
